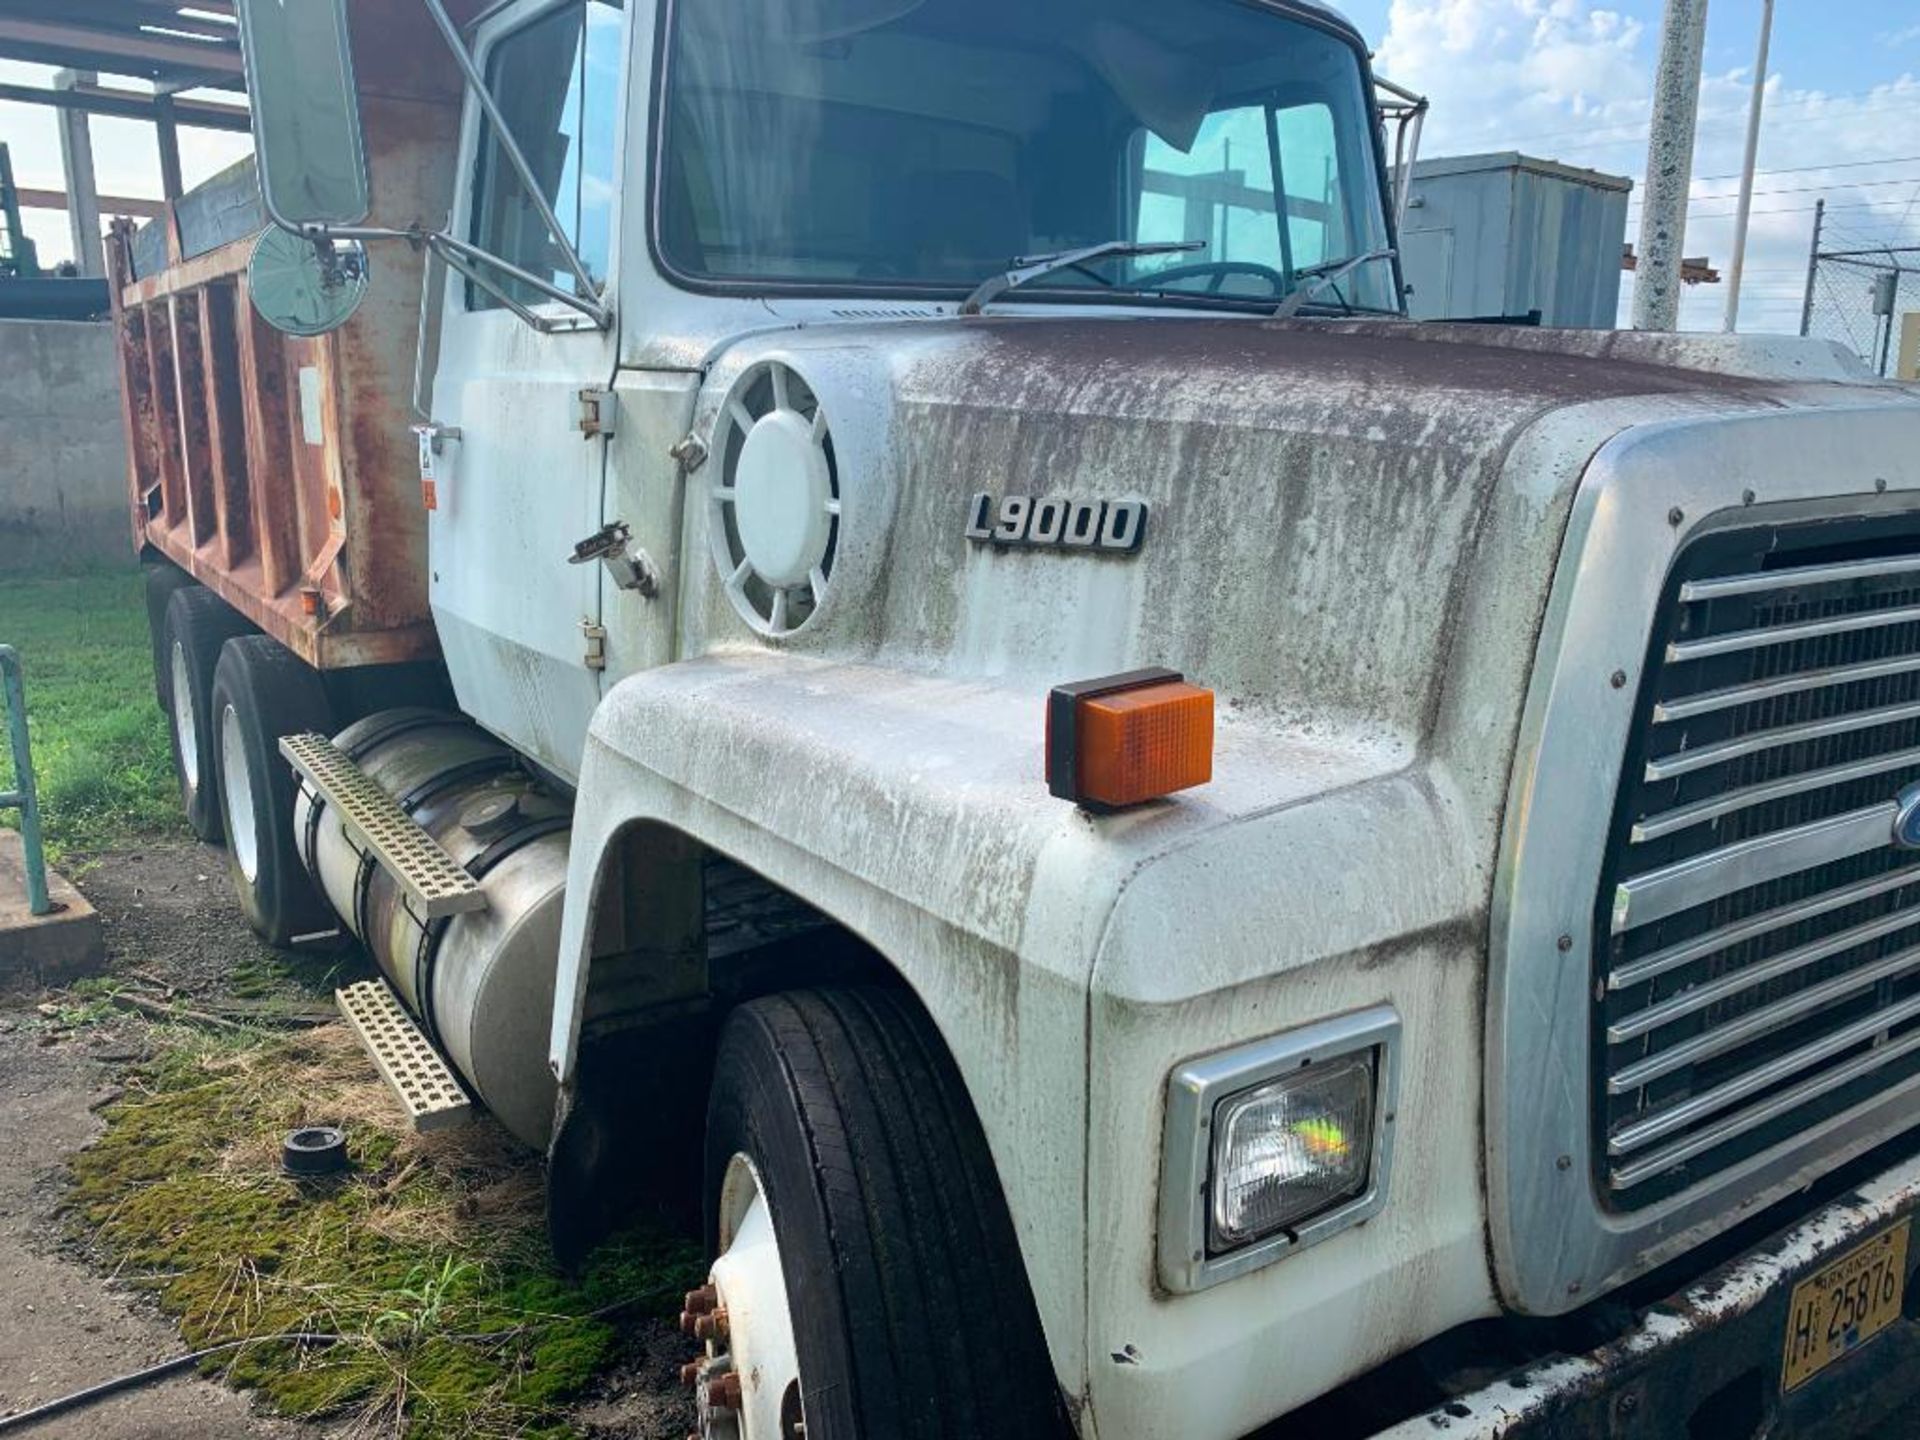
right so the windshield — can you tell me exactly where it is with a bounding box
[656,0,1397,312]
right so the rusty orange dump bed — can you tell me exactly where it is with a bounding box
[108,4,472,670]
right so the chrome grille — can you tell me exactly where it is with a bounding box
[1597,519,1920,1208]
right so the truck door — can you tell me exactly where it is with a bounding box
[425,0,625,779]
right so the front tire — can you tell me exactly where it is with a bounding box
[211,636,339,946]
[697,988,1063,1440]
[163,587,253,841]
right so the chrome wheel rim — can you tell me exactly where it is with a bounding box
[220,702,259,882]
[691,1153,804,1439]
[170,641,198,795]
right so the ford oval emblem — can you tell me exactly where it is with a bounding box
[1895,784,1920,850]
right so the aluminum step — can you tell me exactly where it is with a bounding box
[280,733,486,921]
[335,978,474,1131]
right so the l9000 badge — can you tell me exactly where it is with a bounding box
[964,493,1147,553]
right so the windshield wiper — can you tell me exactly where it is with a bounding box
[960,239,1205,316]
[1272,247,1397,319]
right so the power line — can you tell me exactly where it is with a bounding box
[1629,175,1920,210]
[1691,153,1920,184]
[1505,85,1920,151]
[1639,200,1919,223]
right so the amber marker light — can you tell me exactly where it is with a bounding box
[1046,667,1214,808]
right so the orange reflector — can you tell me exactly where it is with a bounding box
[1046,668,1213,808]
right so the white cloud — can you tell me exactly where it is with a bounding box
[1375,1,1651,153]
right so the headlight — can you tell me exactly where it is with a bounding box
[1159,1006,1400,1293]
[1211,1053,1376,1247]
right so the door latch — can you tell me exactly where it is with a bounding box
[568,520,660,598]
[577,387,617,440]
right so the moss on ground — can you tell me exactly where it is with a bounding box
[67,1025,703,1438]
[10,568,705,1432]
[0,568,182,857]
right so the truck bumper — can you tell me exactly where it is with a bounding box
[1374,1149,1920,1439]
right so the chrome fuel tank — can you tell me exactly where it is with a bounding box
[294,709,567,1148]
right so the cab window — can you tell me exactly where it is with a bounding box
[1130,97,1381,302]
[1134,106,1283,292]
[469,0,623,311]
[1274,102,1348,271]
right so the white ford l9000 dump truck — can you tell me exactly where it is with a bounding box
[109,0,1920,1434]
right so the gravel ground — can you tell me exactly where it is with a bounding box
[0,841,695,1439]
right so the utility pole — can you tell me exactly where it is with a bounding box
[1798,198,1825,337]
[1723,0,1774,332]
[1633,0,1711,332]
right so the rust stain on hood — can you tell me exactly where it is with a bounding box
[844,317,1778,740]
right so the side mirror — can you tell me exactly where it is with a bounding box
[248,227,370,337]
[235,0,372,229]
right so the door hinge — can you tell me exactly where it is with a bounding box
[577,387,617,440]
[580,620,607,672]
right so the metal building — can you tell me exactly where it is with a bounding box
[1398,152,1632,329]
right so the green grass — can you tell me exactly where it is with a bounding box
[68,1025,703,1438]
[9,569,709,1431]
[0,568,183,857]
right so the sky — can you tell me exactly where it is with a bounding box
[2,0,1917,337]
[1350,0,1920,334]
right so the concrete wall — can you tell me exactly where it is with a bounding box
[0,319,131,572]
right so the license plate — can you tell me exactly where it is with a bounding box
[1781,1221,1911,1392]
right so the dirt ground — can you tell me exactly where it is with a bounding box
[0,841,694,1438]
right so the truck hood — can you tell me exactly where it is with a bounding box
[678,315,1846,742]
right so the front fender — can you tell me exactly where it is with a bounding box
[549,651,1405,1408]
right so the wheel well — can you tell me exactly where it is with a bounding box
[547,819,929,1265]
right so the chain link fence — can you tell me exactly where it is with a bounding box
[1805,247,1918,378]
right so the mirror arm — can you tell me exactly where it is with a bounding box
[420,0,604,308]
[1373,75,1429,239]
[429,235,561,332]
[430,232,612,329]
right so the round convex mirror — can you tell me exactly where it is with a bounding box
[247,227,370,337]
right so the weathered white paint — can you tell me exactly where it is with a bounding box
[395,3,1920,1431]
[549,306,1919,1437]
[423,0,625,780]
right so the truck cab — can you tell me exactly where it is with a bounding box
[129,0,1920,1436]
[407,0,1401,780]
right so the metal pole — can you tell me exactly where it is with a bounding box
[52,70,103,278]
[1799,198,1825,337]
[0,647,50,918]
[1723,0,1774,332]
[1633,0,1711,331]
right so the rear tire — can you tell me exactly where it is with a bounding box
[211,636,339,947]
[143,562,197,712]
[163,587,253,842]
[698,988,1064,1440]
